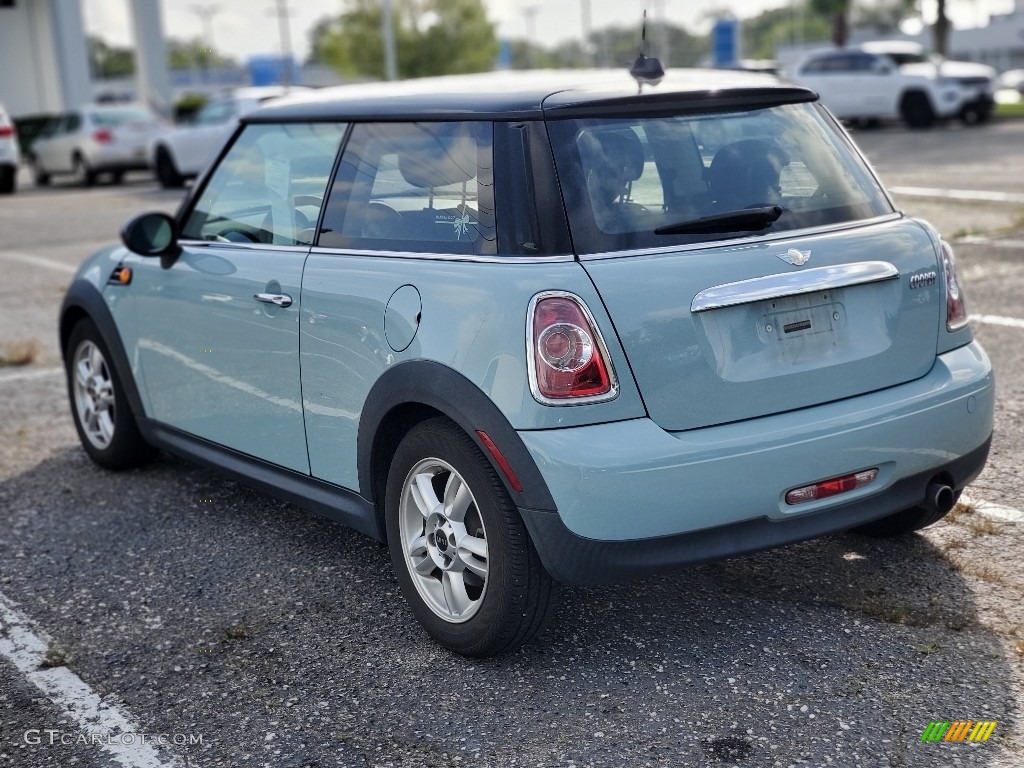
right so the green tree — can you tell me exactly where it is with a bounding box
[88,36,135,78]
[310,0,497,80]
[741,4,832,60]
[166,38,236,71]
[587,23,709,69]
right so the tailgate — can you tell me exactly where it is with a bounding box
[582,218,943,431]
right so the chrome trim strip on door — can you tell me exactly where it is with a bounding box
[691,261,899,313]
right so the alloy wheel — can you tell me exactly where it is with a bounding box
[398,458,489,623]
[72,339,116,450]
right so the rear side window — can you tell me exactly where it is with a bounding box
[317,121,496,255]
[182,122,347,246]
[548,102,894,254]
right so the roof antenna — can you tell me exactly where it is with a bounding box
[630,9,664,91]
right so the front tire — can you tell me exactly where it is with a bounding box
[901,92,936,129]
[31,157,50,186]
[72,154,96,187]
[385,417,557,656]
[65,319,157,470]
[155,147,185,189]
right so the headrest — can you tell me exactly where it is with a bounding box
[579,128,645,183]
[398,126,477,189]
[707,139,789,198]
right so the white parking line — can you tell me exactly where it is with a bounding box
[960,493,1024,523]
[956,235,1024,250]
[0,367,63,384]
[971,314,1024,330]
[0,592,185,767]
[0,250,77,274]
[889,186,1024,205]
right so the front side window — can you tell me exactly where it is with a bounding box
[193,100,235,126]
[548,102,894,254]
[182,122,347,246]
[318,121,496,255]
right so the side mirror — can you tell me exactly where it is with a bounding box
[121,212,180,266]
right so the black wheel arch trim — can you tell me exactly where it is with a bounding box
[357,360,557,513]
[60,278,147,420]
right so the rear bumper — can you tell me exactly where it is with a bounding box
[88,145,150,172]
[518,341,993,584]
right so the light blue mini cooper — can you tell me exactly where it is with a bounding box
[61,68,994,656]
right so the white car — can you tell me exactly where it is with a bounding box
[791,42,996,128]
[30,105,164,186]
[150,86,309,188]
[0,103,20,195]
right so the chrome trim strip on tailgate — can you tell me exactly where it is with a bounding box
[691,261,899,313]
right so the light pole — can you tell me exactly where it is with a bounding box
[522,5,539,68]
[382,0,397,81]
[580,0,593,65]
[190,3,220,77]
[269,0,295,86]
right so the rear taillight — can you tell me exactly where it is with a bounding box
[527,292,617,403]
[93,129,113,144]
[940,240,969,331]
[0,125,14,138]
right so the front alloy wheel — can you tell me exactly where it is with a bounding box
[65,318,156,469]
[386,418,557,656]
[72,339,116,450]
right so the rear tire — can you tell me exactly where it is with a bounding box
[72,154,96,187]
[385,417,558,656]
[155,147,185,189]
[65,318,157,470]
[0,164,15,194]
[853,490,961,538]
[901,92,936,129]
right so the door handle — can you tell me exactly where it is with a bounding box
[254,293,293,308]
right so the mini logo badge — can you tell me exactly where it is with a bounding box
[778,248,811,266]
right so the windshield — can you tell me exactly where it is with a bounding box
[548,101,894,254]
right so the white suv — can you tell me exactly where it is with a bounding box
[791,42,996,128]
[0,103,20,194]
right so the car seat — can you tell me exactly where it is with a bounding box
[707,138,789,211]
[578,128,646,232]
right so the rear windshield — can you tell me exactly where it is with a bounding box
[90,108,154,126]
[547,101,893,254]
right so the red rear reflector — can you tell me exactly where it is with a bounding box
[0,125,14,138]
[93,129,113,144]
[476,430,523,493]
[785,468,878,505]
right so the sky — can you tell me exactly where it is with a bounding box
[82,0,1018,63]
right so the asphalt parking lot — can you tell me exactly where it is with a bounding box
[1,119,1023,768]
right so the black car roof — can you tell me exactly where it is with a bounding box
[247,69,817,123]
